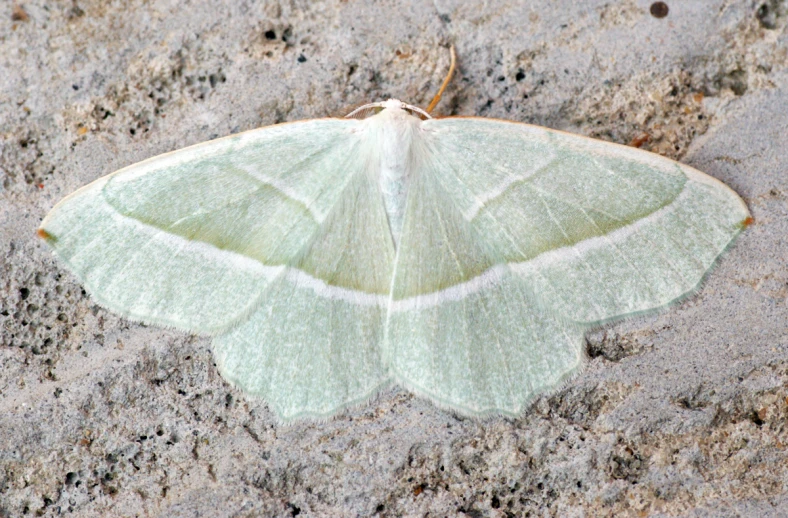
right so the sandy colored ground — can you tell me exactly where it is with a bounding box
[1,0,787,516]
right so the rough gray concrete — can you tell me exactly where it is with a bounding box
[1,0,787,516]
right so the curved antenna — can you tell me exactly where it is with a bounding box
[345,102,382,119]
[345,100,433,120]
[403,103,432,120]
[425,45,457,114]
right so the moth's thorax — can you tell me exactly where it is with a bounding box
[366,105,423,248]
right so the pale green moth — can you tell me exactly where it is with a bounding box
[38,50,750,421]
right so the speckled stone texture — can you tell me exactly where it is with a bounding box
[1,0,787,516]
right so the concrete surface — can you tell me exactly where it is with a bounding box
[1,0,787,516]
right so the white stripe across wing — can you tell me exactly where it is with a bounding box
[238,168,324,221]
[122,211,389,307]
[240,175,694,311]
[285,269,389,306]
[465,175,527,220]
[283,266,512,310]
[116,208,286,280]
[510,183,691,274]
[389,264,509,312]
[463,154,557,221]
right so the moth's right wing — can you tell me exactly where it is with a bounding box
[383,133,584,417]
[423,117,750,325]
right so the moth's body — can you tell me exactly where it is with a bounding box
[360,99,423,247]
[39,95,750,421]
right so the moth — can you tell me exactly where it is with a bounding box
[39,48,750,421]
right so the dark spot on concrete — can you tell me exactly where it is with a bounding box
[264,29,276,40]
[756,1,782,29]
[609,442,647,483]
[68,5,85,19]
[650,2,669,18]
[11,4,29,22]
[209,72,225,88]
[716,68,748,96]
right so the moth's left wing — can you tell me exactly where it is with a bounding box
[39,119,365,333]
[41,118,397,421]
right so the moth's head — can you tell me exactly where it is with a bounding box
[345,98,431,120]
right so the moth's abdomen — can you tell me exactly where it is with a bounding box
[370,107,422,248]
